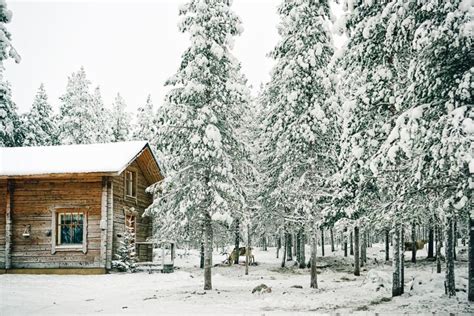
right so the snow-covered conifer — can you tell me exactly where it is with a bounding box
[0,0,21,147]
[146,0,249,290]
[133,94,155,142]
[110,93,131,142]
[22,84,57,146]
[91,86,112,143]
[57,67,98,145]
[258,0,336,287]
[112,225,137,273]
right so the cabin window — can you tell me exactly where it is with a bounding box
[125,171,137,197]
[57,211,84,245]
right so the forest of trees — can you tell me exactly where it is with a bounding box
[145,0,473,300]
[1,0,472,303]
[1,64,157,147]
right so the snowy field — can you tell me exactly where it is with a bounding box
[1,244,473,315]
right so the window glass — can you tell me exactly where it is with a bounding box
[126,171,137,197]
[57,211,84,245]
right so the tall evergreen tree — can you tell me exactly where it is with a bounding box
[374,0,473,297]
[258,0,336,288]
[91,86,112,143]
[133,94,155,142]
[146,0,249,290]
[22,84,57,146]
[110,93,131,142]
[57,67,98,145]
[0,0,21,147]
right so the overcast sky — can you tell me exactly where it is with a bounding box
[4,0,281,114]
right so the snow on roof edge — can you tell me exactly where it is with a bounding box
[0,141,154,177]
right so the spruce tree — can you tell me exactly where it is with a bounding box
[112,225,137,273]
[58,67,98,145]
[146,0,249,290]
[258,0,336,288]
[110,93,131,142]
[0,0,21,147]
[375,0,473,297]
[22,84,57,146]
[91,86,112,143]
[133,94,155,142]
[0,81,21,146]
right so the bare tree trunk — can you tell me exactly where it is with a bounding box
[437,225,442,274]
[296,230,301,264]
[203,213,213,290]
[281,232,287,268]
[385,229,390,262]
[453,219,457,261]
[245,224,250,276]
[299,232,306,269]
[286,233,293,261]
[392,226,402,297]
[401,226,405,295]
[354,226,360,276]
[468,212,474,301]
[310,232,318,289]
[344,228,348,257]
[428,225,434,259]
[287,233,293,261]
[276,235,281,259]
[330,228,335,252]
[411,223,417,263]
[350,231,354,255]
[445,216,456,297]
[262,234,267,251]
[234,219,240,264]
[321,228,325,257]
[200,242,205,269]
[361,230,367,267]
[293,233,297,257]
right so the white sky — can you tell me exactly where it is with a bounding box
[4,0,281,114]
[5,0,345,114]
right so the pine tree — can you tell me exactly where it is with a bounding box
[22,84,58,146]
[258,0,336,288]
[110,93,131,142]
[146,0,249,291]
[91,86,112,143]
[133,94,155,142]
[58,67,98,145]
[0,0,21,147]
[112,225,137,273]
[380,0,473,297]
[0,81,21,146]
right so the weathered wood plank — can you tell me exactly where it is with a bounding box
[5,180,13,269]
[106,179,113,269]
[100,177,108,268]
[5,267,106,274]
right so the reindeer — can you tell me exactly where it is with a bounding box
[404,240,427,252]
[226,247,255,265]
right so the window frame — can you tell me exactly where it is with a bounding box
[124,170,138,199]
[51,206,88,254]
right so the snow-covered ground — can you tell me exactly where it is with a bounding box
[1,244,472,315]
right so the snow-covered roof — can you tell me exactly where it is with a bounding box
[0,141,161,179]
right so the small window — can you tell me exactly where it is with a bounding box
[125,171,137,197]
[57,211,84,245]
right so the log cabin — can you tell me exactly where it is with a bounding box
[0,141,163,274]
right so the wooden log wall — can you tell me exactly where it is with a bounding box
[112,161,153,262]
[0,180,6,269]
[9,177,103,269]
